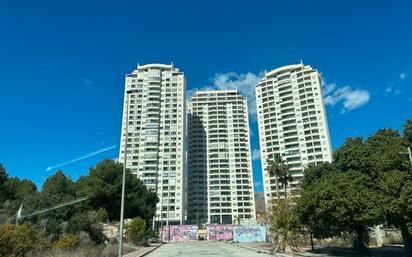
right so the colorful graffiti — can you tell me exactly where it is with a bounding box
[162,225,198,242]
[207,225,233,241]
[233,225,266,242]
[161,224,267,242]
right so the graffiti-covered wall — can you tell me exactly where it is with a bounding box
[233,225,267,242]
[207,225,233,241]
[161,224,267,242]
[162,225,198,242]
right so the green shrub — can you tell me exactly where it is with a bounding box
[126,217,148,246]
[0,223,38,257]
[97,208,108,223]
[54,234,80,250]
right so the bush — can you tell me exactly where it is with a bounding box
[268,199,304,253]
[0,223,38,257]
[28,245,106,257]
[54,234,80,250]
[101,244,118,257]
[126,217,148,246]
[97,208,109,223]
[33,239,53,253]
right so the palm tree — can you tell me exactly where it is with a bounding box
[268,154,293,199]
[279,168,293,199]
[268,198,303,253]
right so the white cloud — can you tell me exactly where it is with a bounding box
[82,78,93,86]
[322,83,336,95]
[188,71,261,122]
[254,181,262,187]
[250,129,255,137]
[213,72,261,120]
[385,71,407,96]
[385,84,401,96]
[324,85,370,113]
[400,72,407,80]
[82,78,93,90]
[186,86,214,100]
[324,95,336,105]
[252,149,261,161]
[186,88,197,100]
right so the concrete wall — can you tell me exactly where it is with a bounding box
[162,224,268,243]
[207,225,233,241]
[233,225,266,243]
[162,225,198,242]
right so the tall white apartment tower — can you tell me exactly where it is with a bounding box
[119,63,186,225]
[188,90,256,224]
[256,63,332,204]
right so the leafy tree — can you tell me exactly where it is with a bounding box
[333,129,411,251]
[364,129,409,175]
[403,118,412,146]
[0,176,39,221]
[0,177,37,204]
[378,170,412,252]
[298,171,384,251]
[301,162,338,188]
[400,118,412,251]
[0,159,158,255]
[400,182,412,236]
[298,163,340,239]
[126,217,148,246]
[41,170,75,197]
[77,159,158,223]
[364,129,412,253]
[14,180,37,201]
[0,163,7,186]
[35,171,78,235]
[333,137,370,175]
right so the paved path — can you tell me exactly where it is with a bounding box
[145,241,272,257]
[123,243,162,257]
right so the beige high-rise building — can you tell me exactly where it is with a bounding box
[119,63,186,225]
[188,90,256,224]
[256,63,332,205]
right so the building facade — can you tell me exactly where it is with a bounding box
[256,63,332,204]
[119,63,186,225]
[188,90,256,224]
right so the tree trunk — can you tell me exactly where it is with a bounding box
[401,225,412,256]
[275,176,280,201]
[284,183,287,199]
[353,226,368,252]
[310,232,314,250]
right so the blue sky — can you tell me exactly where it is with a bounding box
[0,0,411,192]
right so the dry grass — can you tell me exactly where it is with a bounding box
[27,244,127,257]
